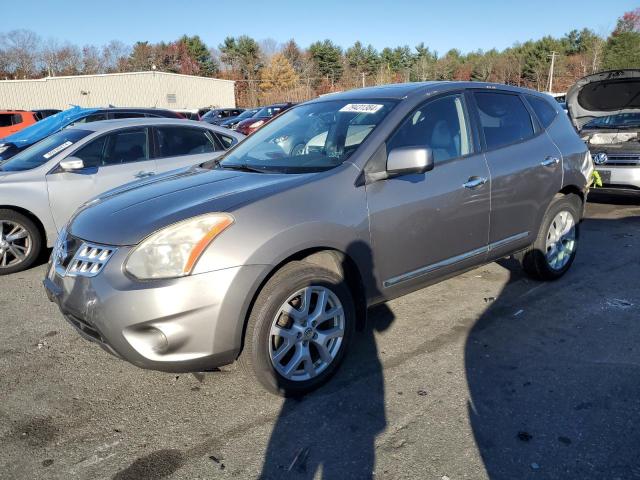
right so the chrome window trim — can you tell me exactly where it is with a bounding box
[383,231,529,288]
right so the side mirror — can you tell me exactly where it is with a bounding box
[386,146,434,176]
[59,157,85,172]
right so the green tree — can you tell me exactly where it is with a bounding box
[179,35,218,76]
[308,39,343,80]
[603,31,640,69]
[346,41,379,76]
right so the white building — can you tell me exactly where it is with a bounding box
[0,71,236,110]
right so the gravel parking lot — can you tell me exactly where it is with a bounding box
[1,194,639,480]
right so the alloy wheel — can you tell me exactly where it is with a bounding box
[268,286,345,382]
[0,220,31,268]
[545,210,576,270]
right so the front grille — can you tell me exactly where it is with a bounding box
[593,152,640,166]
[66,243,115,277]
[52,230,116,278]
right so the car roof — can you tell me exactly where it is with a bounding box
[67,117,243,135]
[305,81,545,103]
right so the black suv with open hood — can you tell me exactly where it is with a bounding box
[567,69,640,194]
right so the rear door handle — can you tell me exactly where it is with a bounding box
[541,156,560,167]
[463,176,488,189]
[134,171,155,179]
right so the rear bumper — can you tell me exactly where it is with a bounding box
[44,249,268,372]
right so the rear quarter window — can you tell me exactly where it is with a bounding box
[474,92,535,150]
[526,95,558,128]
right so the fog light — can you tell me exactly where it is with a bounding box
[124,326,169,356]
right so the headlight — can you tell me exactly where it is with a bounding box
[0,145,9,155]
[125,213,234,280]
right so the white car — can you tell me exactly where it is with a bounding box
[0,118,244,274]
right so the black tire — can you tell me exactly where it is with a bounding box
[519,194,581,281]
[0,209,42,275]
[240,261,355,397]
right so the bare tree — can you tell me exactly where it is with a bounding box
[3,29,41,78]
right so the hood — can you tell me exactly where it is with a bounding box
[69,166,309,246]
[567,69,640,130]
[0,106,97,147]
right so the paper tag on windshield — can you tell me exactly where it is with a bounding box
[43,141,73,159]
[340,104,384,114]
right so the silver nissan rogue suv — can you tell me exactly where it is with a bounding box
[45,82,592,396]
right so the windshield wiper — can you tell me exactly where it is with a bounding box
[218,163,267,173]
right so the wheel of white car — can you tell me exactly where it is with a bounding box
[240,261,355,396]
[0,209,42,275]
[519,194,581,281]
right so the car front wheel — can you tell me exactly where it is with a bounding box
[0,209,42,275]
[240,261,355,396]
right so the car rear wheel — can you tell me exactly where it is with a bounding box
[0,209,42,275]
[519,194,581,281]
[240,261,355,396]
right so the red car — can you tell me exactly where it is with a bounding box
[0,110,37,139]
[235,103,296,135]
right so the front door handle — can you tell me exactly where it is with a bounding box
[541,156,560,167]
[134,171,155,179]
[463,176,488,189]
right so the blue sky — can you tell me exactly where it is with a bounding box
[5,0,637,53]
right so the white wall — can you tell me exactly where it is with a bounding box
[0,71,236,110]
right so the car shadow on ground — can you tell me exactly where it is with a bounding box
[465,215,640,479]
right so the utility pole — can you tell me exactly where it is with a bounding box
[547,51,557,93]
[361,72,366,88]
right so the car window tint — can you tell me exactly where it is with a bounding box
[103,128,149,165]
[112,112,146,119]
[73,113,109,124]
[0,114,14,127]
[156,127,220,158]
[474,92,534,150]
[388,94,472,163]
[73,136,107,168]
[526,95,558,128]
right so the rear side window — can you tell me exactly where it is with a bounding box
[216,134,235,149]
[474,92,535,150]
[526,95,558,128]
[73,113,109,124]
[156,127,221,158]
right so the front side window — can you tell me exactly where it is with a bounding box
[70,113,108,126]
[475,92,535,150]
[102,128,150,165]
[73,136,108,168]
[387,94,472,163]
[217,99,397,173]
[0,114,14,127]
[156,127,219,158]
[0,129,92,172]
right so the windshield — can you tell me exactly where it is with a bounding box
[255,106,285,118]
[584,112,640,129]
[0,129,92,171]
[217,99,397,173]
[232,109,258,121]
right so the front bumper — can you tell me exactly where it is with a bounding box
[594,165,640,192]
[44,247,268,372]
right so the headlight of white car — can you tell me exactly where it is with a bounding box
[125,213,234,280]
